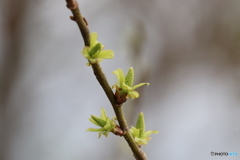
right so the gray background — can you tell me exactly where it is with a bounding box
[1,0,240,160]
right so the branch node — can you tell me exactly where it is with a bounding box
[114,91,127,105]
[83,17,88,26]
[113,125,125,137]
[70,16,75,21]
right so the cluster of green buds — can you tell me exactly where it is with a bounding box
[82,32,114,66]
[87,108,123,138]
[87,109,158,146]
[129,112,159,146]
[112,67,149,104]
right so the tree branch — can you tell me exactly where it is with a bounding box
[65,1,147,159]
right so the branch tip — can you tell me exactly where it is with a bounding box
[66,0,78,10]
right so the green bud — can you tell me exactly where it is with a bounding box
[129,112,159,146]
[91,115,107,127]
[125,67,134,87]
[87,108,117,138]
[135,112,145,138]
[112,67,149,100]
[89,43,102,57]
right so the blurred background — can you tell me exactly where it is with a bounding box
[1,0,240,160]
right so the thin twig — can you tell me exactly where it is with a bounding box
[66,0,90,46]
[65,1,148,159]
